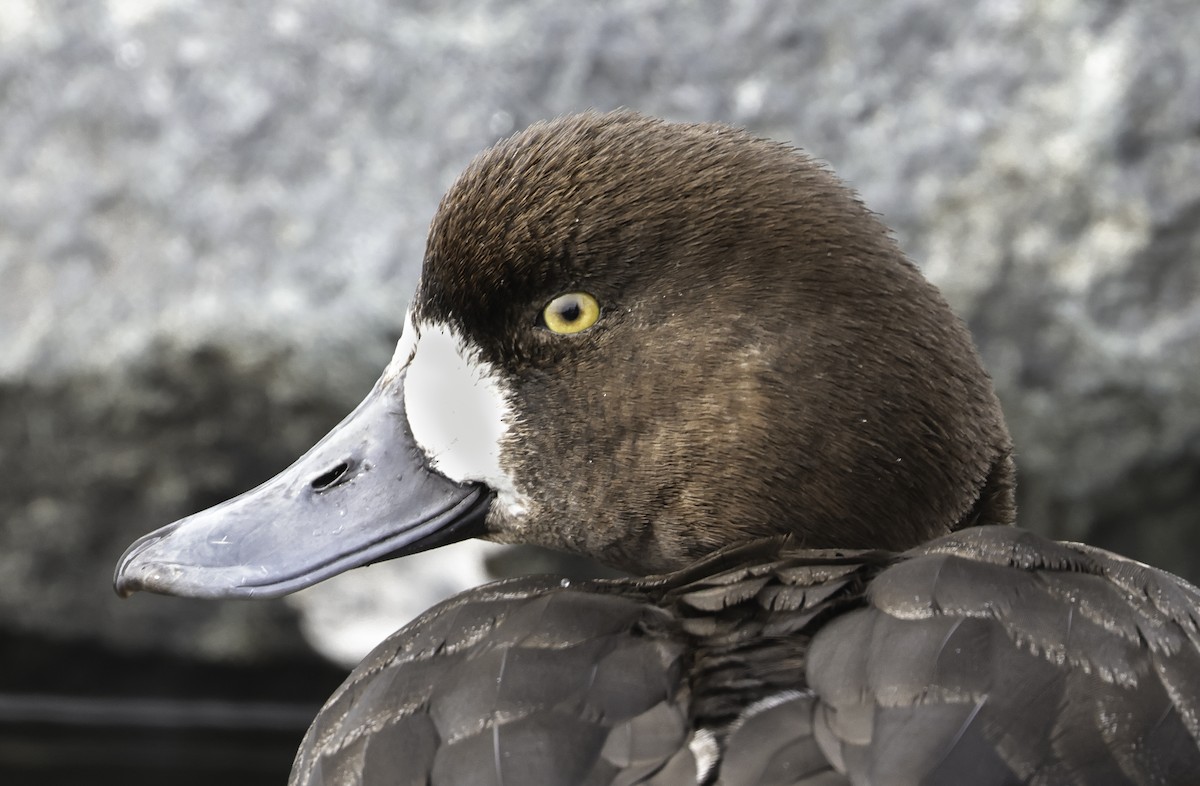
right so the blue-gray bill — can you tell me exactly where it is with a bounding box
[112,371,492,600]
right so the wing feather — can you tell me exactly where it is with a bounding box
[807,526,1200,785]
[291,576,695,786]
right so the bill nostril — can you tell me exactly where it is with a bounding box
[310,461,351,492]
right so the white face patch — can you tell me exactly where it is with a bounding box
[386,312,528,518]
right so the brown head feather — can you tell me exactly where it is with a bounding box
[417,111,1014,573]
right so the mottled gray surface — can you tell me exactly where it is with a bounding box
[2,0,1198,662]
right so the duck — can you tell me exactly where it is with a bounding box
[114,110,1200,785]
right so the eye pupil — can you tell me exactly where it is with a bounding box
[559,302,581,322]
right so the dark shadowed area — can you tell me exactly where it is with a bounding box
[1,0,1198,782]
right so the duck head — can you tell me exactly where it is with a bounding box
[115,111,1014,599]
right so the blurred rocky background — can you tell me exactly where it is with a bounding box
[1,0,1197,782]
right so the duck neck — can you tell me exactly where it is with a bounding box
[951,449,1017,532]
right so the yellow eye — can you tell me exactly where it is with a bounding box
[541,292,601,335]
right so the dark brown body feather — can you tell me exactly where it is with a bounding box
[292,526,1200,785]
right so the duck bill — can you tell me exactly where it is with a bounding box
[113,370,493,600]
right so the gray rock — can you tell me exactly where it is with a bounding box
[2,0,1197,665]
